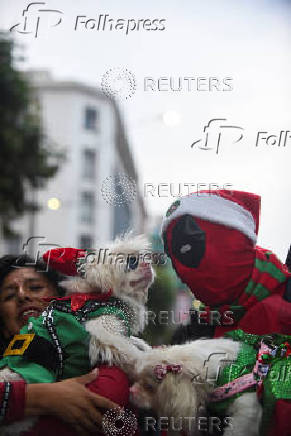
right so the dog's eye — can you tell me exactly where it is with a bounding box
[125,256,138,272]
[143,382,154,392]
[86,254,96,263]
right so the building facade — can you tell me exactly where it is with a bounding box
[1,70,146,257]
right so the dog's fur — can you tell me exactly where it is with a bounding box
[0,233,155,435]
[62,233,155,370]
[131,338,262,436]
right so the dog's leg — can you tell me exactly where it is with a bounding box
[223,392,262,436]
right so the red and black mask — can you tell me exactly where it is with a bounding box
[163,214,256,306]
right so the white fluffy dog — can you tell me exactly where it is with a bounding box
[62,233,156,367]
[0,233,155,435]
[131,338,263,436]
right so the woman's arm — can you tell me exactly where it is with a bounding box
[2,370,119,435]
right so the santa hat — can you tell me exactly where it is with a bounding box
[43,248,86,276]
[162,190,261,244]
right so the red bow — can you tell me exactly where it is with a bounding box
[43,289,113,311]
[153,364,182,381]
[283,342,291,357]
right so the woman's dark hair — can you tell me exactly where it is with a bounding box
[0,254,65,296]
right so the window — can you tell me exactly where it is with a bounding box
[113,174,131,237]
[113,202,131,238]
[79,234,93,250]
[4,235,22,255]
[82,149,96,180]
[84,107,99,131]
[80,191,95,224]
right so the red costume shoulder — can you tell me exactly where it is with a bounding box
[238,292,291,335]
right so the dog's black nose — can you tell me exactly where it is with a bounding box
[164,215,206,268]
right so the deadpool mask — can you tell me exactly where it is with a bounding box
[163,214,256,306]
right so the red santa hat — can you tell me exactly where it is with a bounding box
[43,248,86,276]
[162,190,261,244]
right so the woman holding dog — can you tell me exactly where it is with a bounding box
[0,254,119,435]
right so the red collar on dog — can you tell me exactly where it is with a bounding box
[43,289,113,311]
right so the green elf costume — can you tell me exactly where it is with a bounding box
[0,247,140,436]
[0,290,132,383]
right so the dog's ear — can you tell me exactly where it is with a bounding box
[84,263,114,292]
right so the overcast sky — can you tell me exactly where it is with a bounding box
[1,0,291,260]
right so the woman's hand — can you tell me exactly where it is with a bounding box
[25,369,119,435]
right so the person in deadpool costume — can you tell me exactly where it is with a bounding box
[162,190,291,436]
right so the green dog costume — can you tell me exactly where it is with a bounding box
[209,329,291,435]
[0,296,131,384]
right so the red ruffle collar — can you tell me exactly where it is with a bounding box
[43,289,113,311]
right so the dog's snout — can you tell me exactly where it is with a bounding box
[139,262,151,269]
[130,384,140,395]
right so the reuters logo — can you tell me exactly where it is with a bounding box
[102,408,138,436]
[101,68,136,99]
[101,174,137,206]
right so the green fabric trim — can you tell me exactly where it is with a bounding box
[244,279,254,294]
[252,283,270,301]
[244,279,270,301]
[255,258,286,283]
